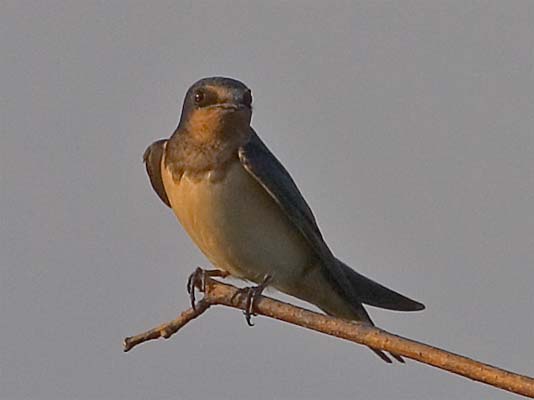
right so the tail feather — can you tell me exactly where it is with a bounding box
[336,258,425,312]
[372,348,393,363]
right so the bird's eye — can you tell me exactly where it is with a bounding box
[243,90,252,107]
[194,90,205,104]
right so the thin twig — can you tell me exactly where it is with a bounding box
[124,278,534,398]
[123,299,211,352]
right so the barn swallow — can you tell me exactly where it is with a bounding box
[143,77,424,363]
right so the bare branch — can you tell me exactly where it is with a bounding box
[123,299,211,352]
[124,278,534,398]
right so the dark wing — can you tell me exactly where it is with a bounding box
[143,139,170,208]
[239,131,333,259]
[238,131,355,296]
[239,131,424,312]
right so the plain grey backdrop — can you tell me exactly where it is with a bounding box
[2,1,533,399]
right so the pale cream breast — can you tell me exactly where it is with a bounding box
[161,157,315,286]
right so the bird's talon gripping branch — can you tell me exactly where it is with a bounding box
[241,274,272,326]
[186,267,202,310]
[187,267,228,310]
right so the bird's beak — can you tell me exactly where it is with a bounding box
[208,103,247,112]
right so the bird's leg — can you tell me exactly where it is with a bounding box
[186,267,229,310]
[240,274,272,327]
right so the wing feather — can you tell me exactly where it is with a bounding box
[238,131,424,312]
[143,139,171,208]
[238,131,355,298]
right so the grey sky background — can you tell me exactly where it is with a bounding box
[1,1,533,399]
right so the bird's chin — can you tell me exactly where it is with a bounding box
[186,106,251,142]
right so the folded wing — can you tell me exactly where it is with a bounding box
[143,139,170,208]
[239,130,424,312]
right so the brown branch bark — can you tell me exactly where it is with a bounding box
[124,278,534,398]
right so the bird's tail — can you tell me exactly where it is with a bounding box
[318,295,404,363]
[309,259,424,362]
[288,262,418,363]
[326,259,425,362]
[334,258,425,312]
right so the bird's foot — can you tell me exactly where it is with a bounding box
[186,267,229,310]
[237,274,272,327]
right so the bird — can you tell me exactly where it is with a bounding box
[143,76,424,363]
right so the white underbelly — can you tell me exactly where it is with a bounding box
[161,160,314,285]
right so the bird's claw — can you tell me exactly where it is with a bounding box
[186,267,203,310]
[240,274,272,327]
[186,267,228,310]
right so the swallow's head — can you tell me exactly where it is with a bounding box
[177,77,253,142]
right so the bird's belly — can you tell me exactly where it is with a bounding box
[162,160,314,285]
